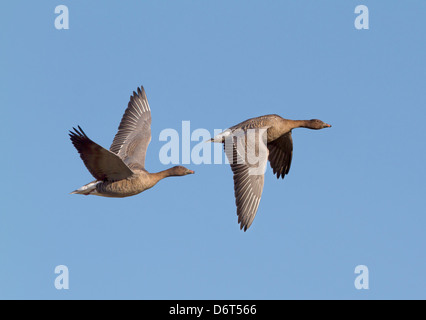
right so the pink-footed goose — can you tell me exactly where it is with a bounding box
[69,86,194,197]
[210,115,331,231]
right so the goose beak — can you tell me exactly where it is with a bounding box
[325,123,332,128]
[187,170,195,174]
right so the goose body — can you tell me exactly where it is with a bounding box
[69,86,194,197]
[211,114,331,231]
[71,170,157,197]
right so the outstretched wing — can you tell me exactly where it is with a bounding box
[267,132,293,179]
[224,129,268,231]
[69,126,134,181]
[110,86,152,170]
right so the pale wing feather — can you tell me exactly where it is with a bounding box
[224,128,268,231]
[110,86,152,170]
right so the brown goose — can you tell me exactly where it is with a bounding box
[69,86,194,197]
[210,114,331,231]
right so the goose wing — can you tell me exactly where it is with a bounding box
[110,86,152,170]
[267,132,293,179]
[69,126,134,181]
[224,129,269,231]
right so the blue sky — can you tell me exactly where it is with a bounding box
[1,1,425,299]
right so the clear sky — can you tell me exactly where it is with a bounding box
[1,1,425,299]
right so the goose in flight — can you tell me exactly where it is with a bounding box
[210,115,331,231]
[69,86,194,197]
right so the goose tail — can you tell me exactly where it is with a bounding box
[206,129,232,143]
[70,181,99,195]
